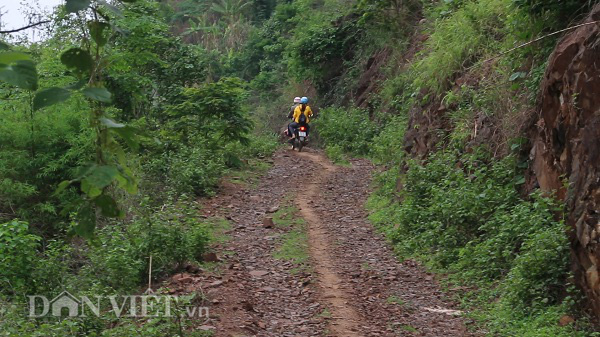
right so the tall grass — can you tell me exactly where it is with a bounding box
[412,0,514,94]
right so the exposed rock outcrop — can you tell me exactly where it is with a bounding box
[403,99,449,157]
[342,47,391,109]
[531,5,600,316]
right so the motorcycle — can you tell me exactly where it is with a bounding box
[292,123,309,152]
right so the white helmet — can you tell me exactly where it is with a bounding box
[294,97,301,103]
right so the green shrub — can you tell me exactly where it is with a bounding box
[501,222,570,311]
[370,115,407,165]
[288,13,364,95]
[314,107,377,155]
[368,148,576,334]
[0,221,41,294]
[0,304,88,337]
[164,144,226,196]
[140,76,257,197]
[85,226,146,292]
[512,0,595,27]
[141,198,211,273]
[0,94,93,231]
[0,199,214,336]
[31,241,74,295]
[453,193,561,282]
[0,295,212,337]
[325,144,349,165]
[100,316,213,337]
[227,132,280,159]
[75,198,213,293]
[145,131,278,197]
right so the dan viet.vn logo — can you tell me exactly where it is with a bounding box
[27,290,209,319]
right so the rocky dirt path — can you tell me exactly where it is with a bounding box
[303,152,470,336]
[166,149,472,336]
[294,151,362,336]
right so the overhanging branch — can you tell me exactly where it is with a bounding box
[0,20,51,34]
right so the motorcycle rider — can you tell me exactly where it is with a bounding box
[288,97,313,144]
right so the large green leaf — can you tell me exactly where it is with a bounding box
[100,117,140,150]
[0,60,38,90]
[94,194,123,217]
[100,117,125,128]
[79,165,120,198]
[0,52,31,64]
[74,163,96,180]
[509,71,527,82]
[97,0,123,17]
[89,21,110,47]
[33,87,71,111]
[112,126,139,151]
[54,180,73,195]
[65,80,87,90]
[61,48,93,74]
[81,179,102,198]
[83,87,112,103]
[115,173,138,194]
[83,165,119,191]
[65,0,92,13]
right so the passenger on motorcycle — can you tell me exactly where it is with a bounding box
[288,97,313,143]
[284,97,301,138]
[288,97,301,119]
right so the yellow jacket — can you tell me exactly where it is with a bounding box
[293,104,313,123]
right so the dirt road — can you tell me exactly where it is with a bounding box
[166,149,472,336]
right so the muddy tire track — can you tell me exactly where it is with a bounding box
[295,151,363,336]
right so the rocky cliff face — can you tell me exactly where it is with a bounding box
[531,5,600,316]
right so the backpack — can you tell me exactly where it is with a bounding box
[298,106,307,124]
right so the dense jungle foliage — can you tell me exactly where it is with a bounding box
[1,0,600,335]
